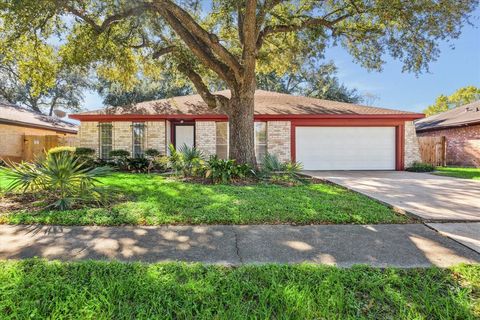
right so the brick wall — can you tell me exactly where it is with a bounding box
[195,121,216,156]
[146,121,166,154]
[78,121,99,155]
[267,121,291,162]
[112,122,132,153]
[404,121,421,168]
[418,124,480,167]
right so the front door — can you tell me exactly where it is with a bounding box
[174,124,195,151]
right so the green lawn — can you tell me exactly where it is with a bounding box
[0,260,478,319]
[0,172,410,225]
[434,167,480,180]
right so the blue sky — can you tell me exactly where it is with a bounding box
[81,9,480,114]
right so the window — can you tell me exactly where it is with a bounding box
[99,123,112,159]
[132,122,146,157]
[216,122,228,159]
[254,122,267,161]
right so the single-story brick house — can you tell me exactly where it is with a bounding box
[0,101,78,162]
[70,90,424,170]
[416,100,480,167]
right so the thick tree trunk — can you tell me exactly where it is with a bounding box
[228,88,256,166]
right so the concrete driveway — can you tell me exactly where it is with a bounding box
[304,171,480,222]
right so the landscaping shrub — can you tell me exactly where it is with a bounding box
[2,151,111,210]
[74,147,95,157]
[205,155,255,184]
[168,144,205,177]
[47,146,76,156]
[125,157,150,173]
[109,150,130,170]
[109,149,130,158]
[151,155,170,172]
[406,162,435,172]
[144,148,161,158]
[260,153,303,184]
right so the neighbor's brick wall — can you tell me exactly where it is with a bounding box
[78,121,99,155]
[0,123,74,162]
[418,124,480,167]
[267,121,291,162]
[146,121,166,154]
[404,121,421,168]
[195,121,216,156]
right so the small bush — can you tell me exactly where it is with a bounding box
[205,156,255,184]
[145,149,161,158]
[109,150,130,158]
[47,146,76,155]
[168,144,205,177]
[151,155,170,172]
[260,153,303,184]
[2,151,111,210]
[74,147,95,157]
[406,162,435,172]
[125,157,150,173]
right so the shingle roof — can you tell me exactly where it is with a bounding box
[0,101,78,133]
[415,100,480,132]
[74,90,419,116]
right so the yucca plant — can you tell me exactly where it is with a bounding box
[260,153,303,183]
[2,152,111,210]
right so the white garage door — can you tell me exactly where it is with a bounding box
[296,127,396,170]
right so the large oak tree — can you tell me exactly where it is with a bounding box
[0,0,476,165]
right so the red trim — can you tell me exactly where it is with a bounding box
[70,113,424,122]
[290,118,407,170]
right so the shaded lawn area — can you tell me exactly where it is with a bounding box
[0,173,410,225]
[0,260,478,319]
[434,167,480,180]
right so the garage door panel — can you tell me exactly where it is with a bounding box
[296,127,396,170]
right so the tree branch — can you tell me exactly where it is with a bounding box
[257,13,352,49]
[154,0,242,81]
[177,63,229,110]
[61,2,149,34]
[152,4,238,90]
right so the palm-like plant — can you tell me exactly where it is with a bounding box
[2,152,111,210]
[260,153,303,182]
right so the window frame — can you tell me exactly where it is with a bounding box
[216,121,229,159]
[254,121,267,161]
[98,122,113,160]
[132,122,146,158]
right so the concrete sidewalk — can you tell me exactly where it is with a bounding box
[0,224,478,267]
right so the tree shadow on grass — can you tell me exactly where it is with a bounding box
[1,260,477,319]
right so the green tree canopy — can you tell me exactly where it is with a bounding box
[257,61,363,103]
[0,0,476,164]
[423,86,480,116]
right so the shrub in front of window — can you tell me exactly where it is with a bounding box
[168,144,205,178]
[145,149,161,158]
[406,162,435,172]
[2,151,111,210]
[109,150,130,170]
[74,147,95,157]
[205,155,256,184]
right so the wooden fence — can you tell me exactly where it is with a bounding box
[418,136,446,166]
[23,135,78,161]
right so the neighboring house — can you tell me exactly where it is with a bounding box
[70,90,423,170]
[0,101,78,162]
[416,100,480,167]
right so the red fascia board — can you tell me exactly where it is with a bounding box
[70,113,424,122]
